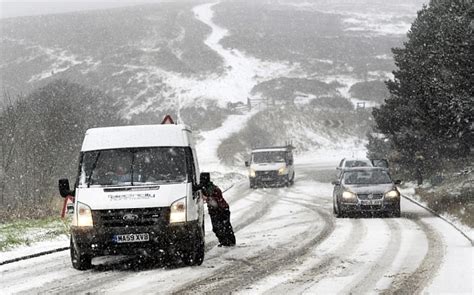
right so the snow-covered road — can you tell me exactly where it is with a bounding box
[1,160,472,294]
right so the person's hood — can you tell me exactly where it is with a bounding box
[343,183,396,195]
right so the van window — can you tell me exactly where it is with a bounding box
[79,147,187,186]
[252,151,286,163]
[184,148,197,184]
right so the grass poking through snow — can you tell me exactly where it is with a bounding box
[0,217,69,252]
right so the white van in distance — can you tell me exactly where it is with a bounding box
[59,123,205,270]
[245,145,295,188]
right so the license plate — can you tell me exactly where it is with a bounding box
[361,200,382,205]
[113,233,149,243]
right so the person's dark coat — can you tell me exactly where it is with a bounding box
[203,182,235,247]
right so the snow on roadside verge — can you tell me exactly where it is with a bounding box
[399,183,473,242]
[0,235,69,264]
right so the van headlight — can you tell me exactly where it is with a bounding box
[384,190,400,199]
[278,167,288,175]
[72,202,93,227]
[249,169,256,178]
[170,197,186,223]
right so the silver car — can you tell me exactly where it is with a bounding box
[332,167,401,217]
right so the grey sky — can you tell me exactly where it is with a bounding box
[0,1,169,19]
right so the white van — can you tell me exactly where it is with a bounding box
[245,145,295,188]
[58,123,205,270]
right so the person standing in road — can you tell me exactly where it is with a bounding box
[201,175,236,247]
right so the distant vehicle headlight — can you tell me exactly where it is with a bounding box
[249,169,256,178]
[170,197,186,223]
[342,191,357,200]
[72,202,93,227]
[384,190,400,199]
[278,167,287,175]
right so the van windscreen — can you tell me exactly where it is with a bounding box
[79,147,187,186]
[252,151,286,163]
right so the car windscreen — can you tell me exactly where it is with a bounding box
[252,151,286,163]
[343,170,392,185]
[79,147,187,186]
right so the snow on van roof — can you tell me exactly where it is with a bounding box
[251,146,291,153]
[81,124,192,152]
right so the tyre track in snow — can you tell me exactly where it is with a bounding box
[205,186,282,253]
[13,182,281,294]
[381,215,444,295]
[171,192,336,294]
[344,218,402,294]
[257,213,365,294]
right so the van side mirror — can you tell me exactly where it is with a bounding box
[336,167,341,170]
[58,178,72,198]
[394,180,402,185]
[288,159,293,165]
[331,180,340,186]
[245,161,249,167]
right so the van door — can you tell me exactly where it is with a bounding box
[185,148,202,222]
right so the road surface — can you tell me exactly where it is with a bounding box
[1,160,472,294]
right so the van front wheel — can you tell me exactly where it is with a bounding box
[70,237,92,270]
[181,223,205,266]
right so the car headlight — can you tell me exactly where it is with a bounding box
[249,169,256,178]
[72,202,93,227]
[384,190,400,199]
[278,167,288,175]
[170,197,186,223]
[342,191,357,200]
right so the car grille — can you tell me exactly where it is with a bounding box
[256,171,279,178]
[360,205,383,210]
[92,207,170,227]
[357,193,383,200]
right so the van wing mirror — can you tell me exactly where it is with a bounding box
[245,161,249,167]
[58,178,72,198]
[394,180,402,185]
[331,180,340,186]
[288,159,293,165]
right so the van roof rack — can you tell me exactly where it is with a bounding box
[252,145,294,150]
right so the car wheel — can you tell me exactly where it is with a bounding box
[392,203,401,218]
[335,200,344,218]
[249,180,256,189]
[70,237,92,270]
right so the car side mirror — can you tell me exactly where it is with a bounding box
[58,178,72,198]
[394,180,402,185]
[288,159,293,165]
[336,167,341,170]
[331,180,340,186]
[245,161,249,167]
